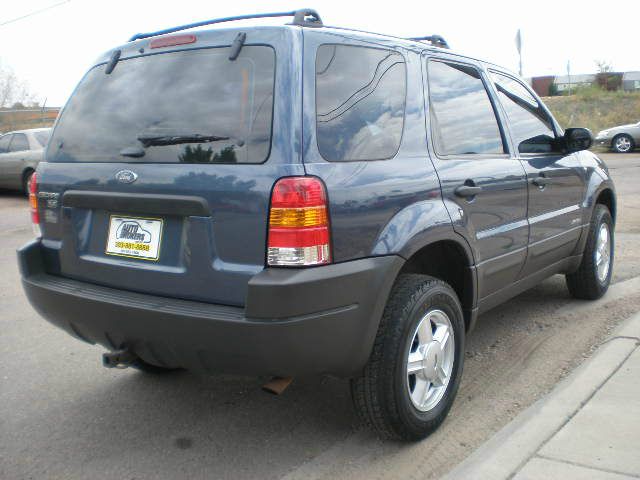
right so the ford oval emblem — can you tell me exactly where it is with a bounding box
[115,170,138,184]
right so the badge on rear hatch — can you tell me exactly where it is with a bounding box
[115,170,138,184]
[105,215,163,261]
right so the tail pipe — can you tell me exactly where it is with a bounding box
[102,349,138,369]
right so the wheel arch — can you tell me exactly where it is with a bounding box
[397,238,477,331]
[595,187,616,224]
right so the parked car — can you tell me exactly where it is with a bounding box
[595,121,640,153]
[18,9,616,441]
[0,128,51,193]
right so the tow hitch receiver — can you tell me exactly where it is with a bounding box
[102,349,138,369]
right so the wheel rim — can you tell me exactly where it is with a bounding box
[595,223,611,283]
[406,309,455,412]
[615,136,631,152]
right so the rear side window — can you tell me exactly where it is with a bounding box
[34,130,51,147]
[9,133,29,152]
[49,46,275,164]
[0,135,10,153]
[489,71,559,154]
[427,60,505,156]
[315,45,406,161]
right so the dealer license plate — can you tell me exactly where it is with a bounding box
[105,215,163,261]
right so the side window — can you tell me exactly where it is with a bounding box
[34,130,51,148]
[9,133,29,152]
[490,71,559,154]
[427,60,505,156]
[315,45,406,161]
[0,135,11,154]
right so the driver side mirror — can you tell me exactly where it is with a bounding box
[564,127,593,153]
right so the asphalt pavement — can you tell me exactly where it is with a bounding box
[1,153,640,480]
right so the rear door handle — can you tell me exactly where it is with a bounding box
[454,185,482,198]
[531,176,551,187]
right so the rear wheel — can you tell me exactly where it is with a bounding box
[22,170,35,196]
[612,134,634,153]
[350,274,465,441]
[566,204,614,299]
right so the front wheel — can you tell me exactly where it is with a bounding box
[566,204,614,299]
[612,134,634,153]
[350,274,465,441]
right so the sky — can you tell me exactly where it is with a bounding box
[1,0,639,107]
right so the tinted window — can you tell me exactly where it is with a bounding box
[428,60,504,156]
[316,45,406,161]
[34,130,51,147]
[49,46,275,163]
[9,133,29,152]
[490,71,559,154]
[0,135,10,154]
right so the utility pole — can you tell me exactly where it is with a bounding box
[515,29,523,77]
[567,60,572,95]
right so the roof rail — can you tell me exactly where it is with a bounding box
[407,35,450,49]
[128,8,323,42]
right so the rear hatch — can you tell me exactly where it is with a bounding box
[37,27,304,306]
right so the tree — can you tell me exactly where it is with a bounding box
[0,59,36,109]
[595,60,622,91]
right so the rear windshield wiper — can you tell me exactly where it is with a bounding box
[137,132,234,147]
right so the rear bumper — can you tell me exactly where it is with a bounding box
[19,240,403,377]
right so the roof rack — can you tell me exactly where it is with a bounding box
[407,35,450,49]
[128,8,323,42]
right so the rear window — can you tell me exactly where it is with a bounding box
[49,46,275,164]
[315,45,406,161]
[34,130,51,148]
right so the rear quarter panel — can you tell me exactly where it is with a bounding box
[301,31,457,262]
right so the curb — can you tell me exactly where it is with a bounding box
[441,310,640,480]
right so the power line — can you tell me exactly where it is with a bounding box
[0,0,70,28]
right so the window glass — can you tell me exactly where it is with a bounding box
[0,135,11,154]
[34,130,51,147]
[490,71,559,154]
[49,46,275,164]
[316,45,406,161]
[9,133,29,152]
[428,61,505,155]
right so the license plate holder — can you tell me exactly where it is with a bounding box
[105,215,163,261]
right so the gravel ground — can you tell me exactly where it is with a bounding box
[1,153,639,480]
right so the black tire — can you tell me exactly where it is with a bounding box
[350,274,465,441]
[612,134,634,153]
[566,204,614,300]
[22,169,35,196]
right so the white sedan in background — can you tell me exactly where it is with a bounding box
[0,128,51,194]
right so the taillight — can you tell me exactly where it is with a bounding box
[267,177,331,266]
[29,172,41,238]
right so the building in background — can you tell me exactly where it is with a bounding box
[528,71,640,97]
[553,73,596,93]
[529,76,554,97]
[623,72,640,92]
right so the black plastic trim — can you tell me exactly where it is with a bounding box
[62,190,210,216]
[18,240,404,377]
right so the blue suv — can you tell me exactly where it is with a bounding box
[19,9,616,440]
